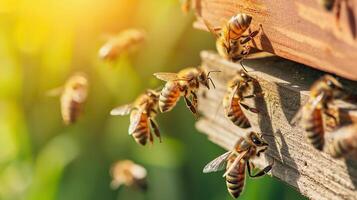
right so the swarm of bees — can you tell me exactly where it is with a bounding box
[48,73,89,125]
[110,160,148,191]
[99,29,146,61]
[110,89,162,146]
[44,2,357,199]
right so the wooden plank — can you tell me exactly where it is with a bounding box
[196,51,357,200]
[193,0,357,80]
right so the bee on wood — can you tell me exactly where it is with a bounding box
[110,160,148,191]
[291,75,349,150]
[154,67,220,117]
[327,123,357,158]
[223,70,260,128]
[110,89,161,146]
[99,29,146,61]
[203,13,261,71]
[203,132,273,198]
[47,73,89,125]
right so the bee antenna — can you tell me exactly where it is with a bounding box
[262,134,275,138]
[208,78,216,89]
[207,70,221,77]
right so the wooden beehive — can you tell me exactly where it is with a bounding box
[192,1,357,199]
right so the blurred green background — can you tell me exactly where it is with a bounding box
[0,0,305,199]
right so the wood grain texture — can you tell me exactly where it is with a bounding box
[193,0,357,80]
[196,51,357,200]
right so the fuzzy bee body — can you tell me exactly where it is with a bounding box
[47,73,89,125]
[225,156,246,198]
[204,13,260,63]
[154,67,218,116]
[111,90,161,146]
[223,71,257,128]
[203,132,272,199]
[99,29,146,61]
[292,75,350,151]
[303,107,325,150]
[130,110,150,145]
[110,160,148,191]
[159,81,183,112]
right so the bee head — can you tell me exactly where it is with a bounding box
[198,67,221,89]
[249,132,268,147]
[322,75,345,99]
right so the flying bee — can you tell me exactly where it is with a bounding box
[47,73,89,125]
[110,89,161,146]
[110,160,148,191]
[203,132,273,198]
[154,67,220,117]
[99,29,146,61]
[327,123,357,159]
[223,70,260,128]
[203,13,261,70]
[291,75,349,150]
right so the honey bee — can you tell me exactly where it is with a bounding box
[154,67,219,117]
[291,75,348,150]
[99,29,146,61]
[223,70,259,128]
[110,160,148,191]
[110,89,161,146]
[203,132,273,198]
[327,123,357,158]
[203,13,261,70]
[47,73,89,125]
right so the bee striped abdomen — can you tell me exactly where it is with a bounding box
[130,111,150,145]
[159,82,182,112]
[61,95,82,125]
[228,14,252,40]
[304,108,324,150]
[224,94,251,128]
[226,159,246,198]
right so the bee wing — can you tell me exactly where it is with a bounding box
[202,19,221,39]
[222,150,248,177]
[153,72,180,81]
[203,151,231,173]
[110,104,133,116]
[131,164,147,179]
[128,110,144,135]
[290,93,324,125]
[46,86,63,97]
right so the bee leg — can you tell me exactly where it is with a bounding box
[149,118,162,143]
[148,130,154,144]
[191,91,198,107]
[240,102,259,113]
[184,95,199,118]
[247,160,273,178]
[240,25,263,45]
[243,93,264,99]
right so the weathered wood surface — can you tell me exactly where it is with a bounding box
[196,51,357,200]
[193,0,357,80]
